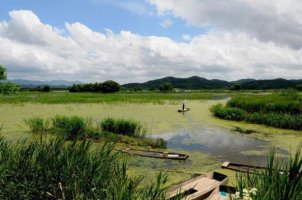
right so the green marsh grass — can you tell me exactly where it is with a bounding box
[52,115,93,140]
[0,136,170,200]
[211,91,302,130]
[0,91,227,104]
[100,117,146,138]
[24,117,50,134]
[25,115,166,148]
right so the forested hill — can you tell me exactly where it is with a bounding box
[123,76,231,90]
[123,76,302,90]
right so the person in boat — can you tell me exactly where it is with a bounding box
[182,103,185,111]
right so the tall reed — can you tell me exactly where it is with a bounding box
[100,117,146,138]
[235,144,302,200]
[0,136,169,199]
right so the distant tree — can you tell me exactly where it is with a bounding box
[100,80,120,93]
[133,86,142,91]
[0,65,7,80]
[0,82,20,95]
[42,85,50,92]
[295,84,302,91]
[230,84,242,91]
[159,82,173,92]
[0,65,19,95]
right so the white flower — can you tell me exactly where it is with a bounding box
[243,188,248,194]
[250,188,258,195]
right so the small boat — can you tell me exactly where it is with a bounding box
[115,148,189,160]
[178,108,190,112]
[167,171,228,200]
[221,161,267,173]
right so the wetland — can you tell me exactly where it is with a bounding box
[1,92,302,187]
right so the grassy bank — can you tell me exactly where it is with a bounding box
[0,135,169,200]
[211,91,302,130]
[0,91,228,104]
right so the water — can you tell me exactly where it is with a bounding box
[152,112,288,166]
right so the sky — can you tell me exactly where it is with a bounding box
[0,0,302,83]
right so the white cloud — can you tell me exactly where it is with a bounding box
[0,10,302,83]
[159,18,173,28]
[148,0,302,49]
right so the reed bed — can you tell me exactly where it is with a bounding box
[211,91,302,130]
[0,136,169,200]
[0,91,227,104]
[25,115,166,148]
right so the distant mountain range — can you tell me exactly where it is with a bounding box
[123,76,302,90]
[11,79,84,88]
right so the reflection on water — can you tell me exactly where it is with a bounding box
[153,119,288,166]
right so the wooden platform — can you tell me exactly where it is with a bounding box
[167,171,228,200]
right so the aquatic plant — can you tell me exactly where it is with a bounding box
[0,136,169,200]
[52,115,92,140]
[24,117,49,134]
[211,104,246,121]
[100,117,146,138]
[211,92,302,130]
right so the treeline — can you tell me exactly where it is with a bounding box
[211,91,302,130]
[69,80,120,93]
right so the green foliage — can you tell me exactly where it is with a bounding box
[230,84,242,91]
[69,81,120,93]
[25,115,166,148]
[0,136,169,200]
[211,104,246,121]
[159,82,173,92]
[0,65,7,80]
[0,91,225,104]
[100,80,121,93]
[235,144,302,200]
[100,117,146,138]
[52,115,92,140]
[211,92,302,130]
[69,82,102,92]
[0,81,20,95]
[42,85,50,92]
[24,117,49,134]
[295,84,302,91]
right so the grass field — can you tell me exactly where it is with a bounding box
[0,90,228,104]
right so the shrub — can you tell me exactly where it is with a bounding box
[0,136,169,199]
[0,65,7,80]
[0,81,19,95]
[24,117,49,134]
[211,104,246,121]
[159,82,173,92]
[52,115,91,140]
[100,80,120,93]
[100,117,146,138]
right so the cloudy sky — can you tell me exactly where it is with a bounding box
[0,0,302,83]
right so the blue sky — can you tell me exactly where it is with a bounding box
[0,0,204,41]
[0,0,301,83]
